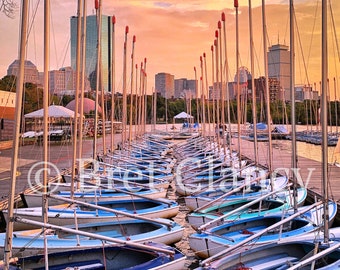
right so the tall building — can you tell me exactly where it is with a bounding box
[174,78,186,98]
[255,76,282,102]
[49,67,75,96]
[7,60,41,85]
[49,67,91,96]
[186,80,197,94]
[174,78,197,98]
[155,72,174,98]
[268,44,290,100]
[233,66,251,100]
[295,85,319,102]
[70,14,112,93]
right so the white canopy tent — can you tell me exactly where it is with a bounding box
[24,105,81,119]
[24,105,82,135]
[173,112,193,119]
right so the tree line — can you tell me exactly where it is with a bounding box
[1,75,339,126]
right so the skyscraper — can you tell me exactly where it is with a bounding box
[174,78,197,98]
[155,72,174,98]
[70,14,112,92]
[268,44,290,101]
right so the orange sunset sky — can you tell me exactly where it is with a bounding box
[0,0,339,98]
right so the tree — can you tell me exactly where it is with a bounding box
[0,0,18,18]
[0,75,16,91]
[23,86,43,114]
[61,95,74,107]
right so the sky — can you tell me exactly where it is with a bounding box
[0,0,340,98]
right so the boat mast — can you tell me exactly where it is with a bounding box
[137,62,143,136]
[3,0,29,267]
[110,16,116,152]
[214,34,221,153]
[222,12,232,153]
[42,0,51,267]
[99,3,106,156]
[134,63,139,136]
[71,0,83,193]
[218,20,226,158]
[235,0,242,168]
[142,58,147,134]
[203,53,211,138]
[200,56,206,136]
[321,0,329,244]
[248,0,259,166]
[93,0,102,160]
[194,67,200,131]
[211,45,216,137]
[121,25,128,145]
[290,0,298,212]
[78,1,87,163]
[262,0,273,175]
[129,35,136,145]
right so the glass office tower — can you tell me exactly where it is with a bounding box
[71,14,112,93]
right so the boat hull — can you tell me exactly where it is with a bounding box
[0,219,184,259]
[189,201,337,258]
[3,242,186,270]
[21,188,167,207]
[2,200,179,231]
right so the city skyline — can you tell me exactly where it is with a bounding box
[0,1,340,99]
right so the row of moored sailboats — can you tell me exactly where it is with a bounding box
[0,136,188,269]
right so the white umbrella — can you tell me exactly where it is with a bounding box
[173,111,193,119]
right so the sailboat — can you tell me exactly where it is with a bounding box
[187,187,307,230]
[189,200,337,258]
[21,186,167,207]
[196,0,340,268]
[184,175,288,211]
[1,241,186,270]
[0,218,183,259]
[0,2,186,270]
[2,197,179,231]
[196,239,340,270]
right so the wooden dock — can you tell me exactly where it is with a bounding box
[0,135,116,210]
[233,137,340,224]
[233,138,340,200]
